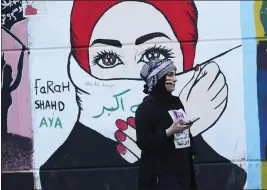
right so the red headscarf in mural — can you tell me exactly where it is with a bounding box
[70,0,198,73]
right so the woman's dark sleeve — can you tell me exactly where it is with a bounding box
[135,104,169,151]
[189,133,196,155]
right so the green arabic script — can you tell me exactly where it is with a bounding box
[92,89,139,118]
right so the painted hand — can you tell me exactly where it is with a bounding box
[179,61,228,137]
[114,117,141,163]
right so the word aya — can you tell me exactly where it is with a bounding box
[34,79,70,95]
[39,116,62,128]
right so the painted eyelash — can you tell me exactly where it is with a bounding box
[92,50,121,65]
[141,45,175,58]
[137,45,175,64]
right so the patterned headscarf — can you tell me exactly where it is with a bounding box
[140,59,176,93]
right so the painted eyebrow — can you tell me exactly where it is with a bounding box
[135,32,171,45]
[90,39,122,48]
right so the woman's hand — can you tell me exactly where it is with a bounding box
[166,120,192,137]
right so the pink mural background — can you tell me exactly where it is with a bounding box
[2,20,32,138]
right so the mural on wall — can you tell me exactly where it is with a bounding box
[1,0,32,171]
[255,0,267,189]
[36,1,248,190]
[257,0,267,160]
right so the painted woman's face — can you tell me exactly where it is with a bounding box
[70,1,184,140]
[88,1,184,80]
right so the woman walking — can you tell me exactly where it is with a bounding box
[136,59,197,190]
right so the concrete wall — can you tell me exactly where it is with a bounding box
[1,1,266,189]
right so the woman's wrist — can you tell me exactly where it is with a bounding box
[166,127,174,137]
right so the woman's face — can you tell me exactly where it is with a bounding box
[165,70,177,93]
[88,1,184,80]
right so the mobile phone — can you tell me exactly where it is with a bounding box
[183,117,200,126]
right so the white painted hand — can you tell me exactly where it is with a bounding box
[114,117,141,163]
[179,61,228,137]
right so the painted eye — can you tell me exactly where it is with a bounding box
[138,45,174,64]
[93,50,124,69]
[143,51,165,62]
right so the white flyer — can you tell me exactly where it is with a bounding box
[168,109,190,149]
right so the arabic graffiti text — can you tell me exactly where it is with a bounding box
[93,89,139,118]
[85,80,115,88]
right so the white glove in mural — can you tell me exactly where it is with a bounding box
[179,61,228,137]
